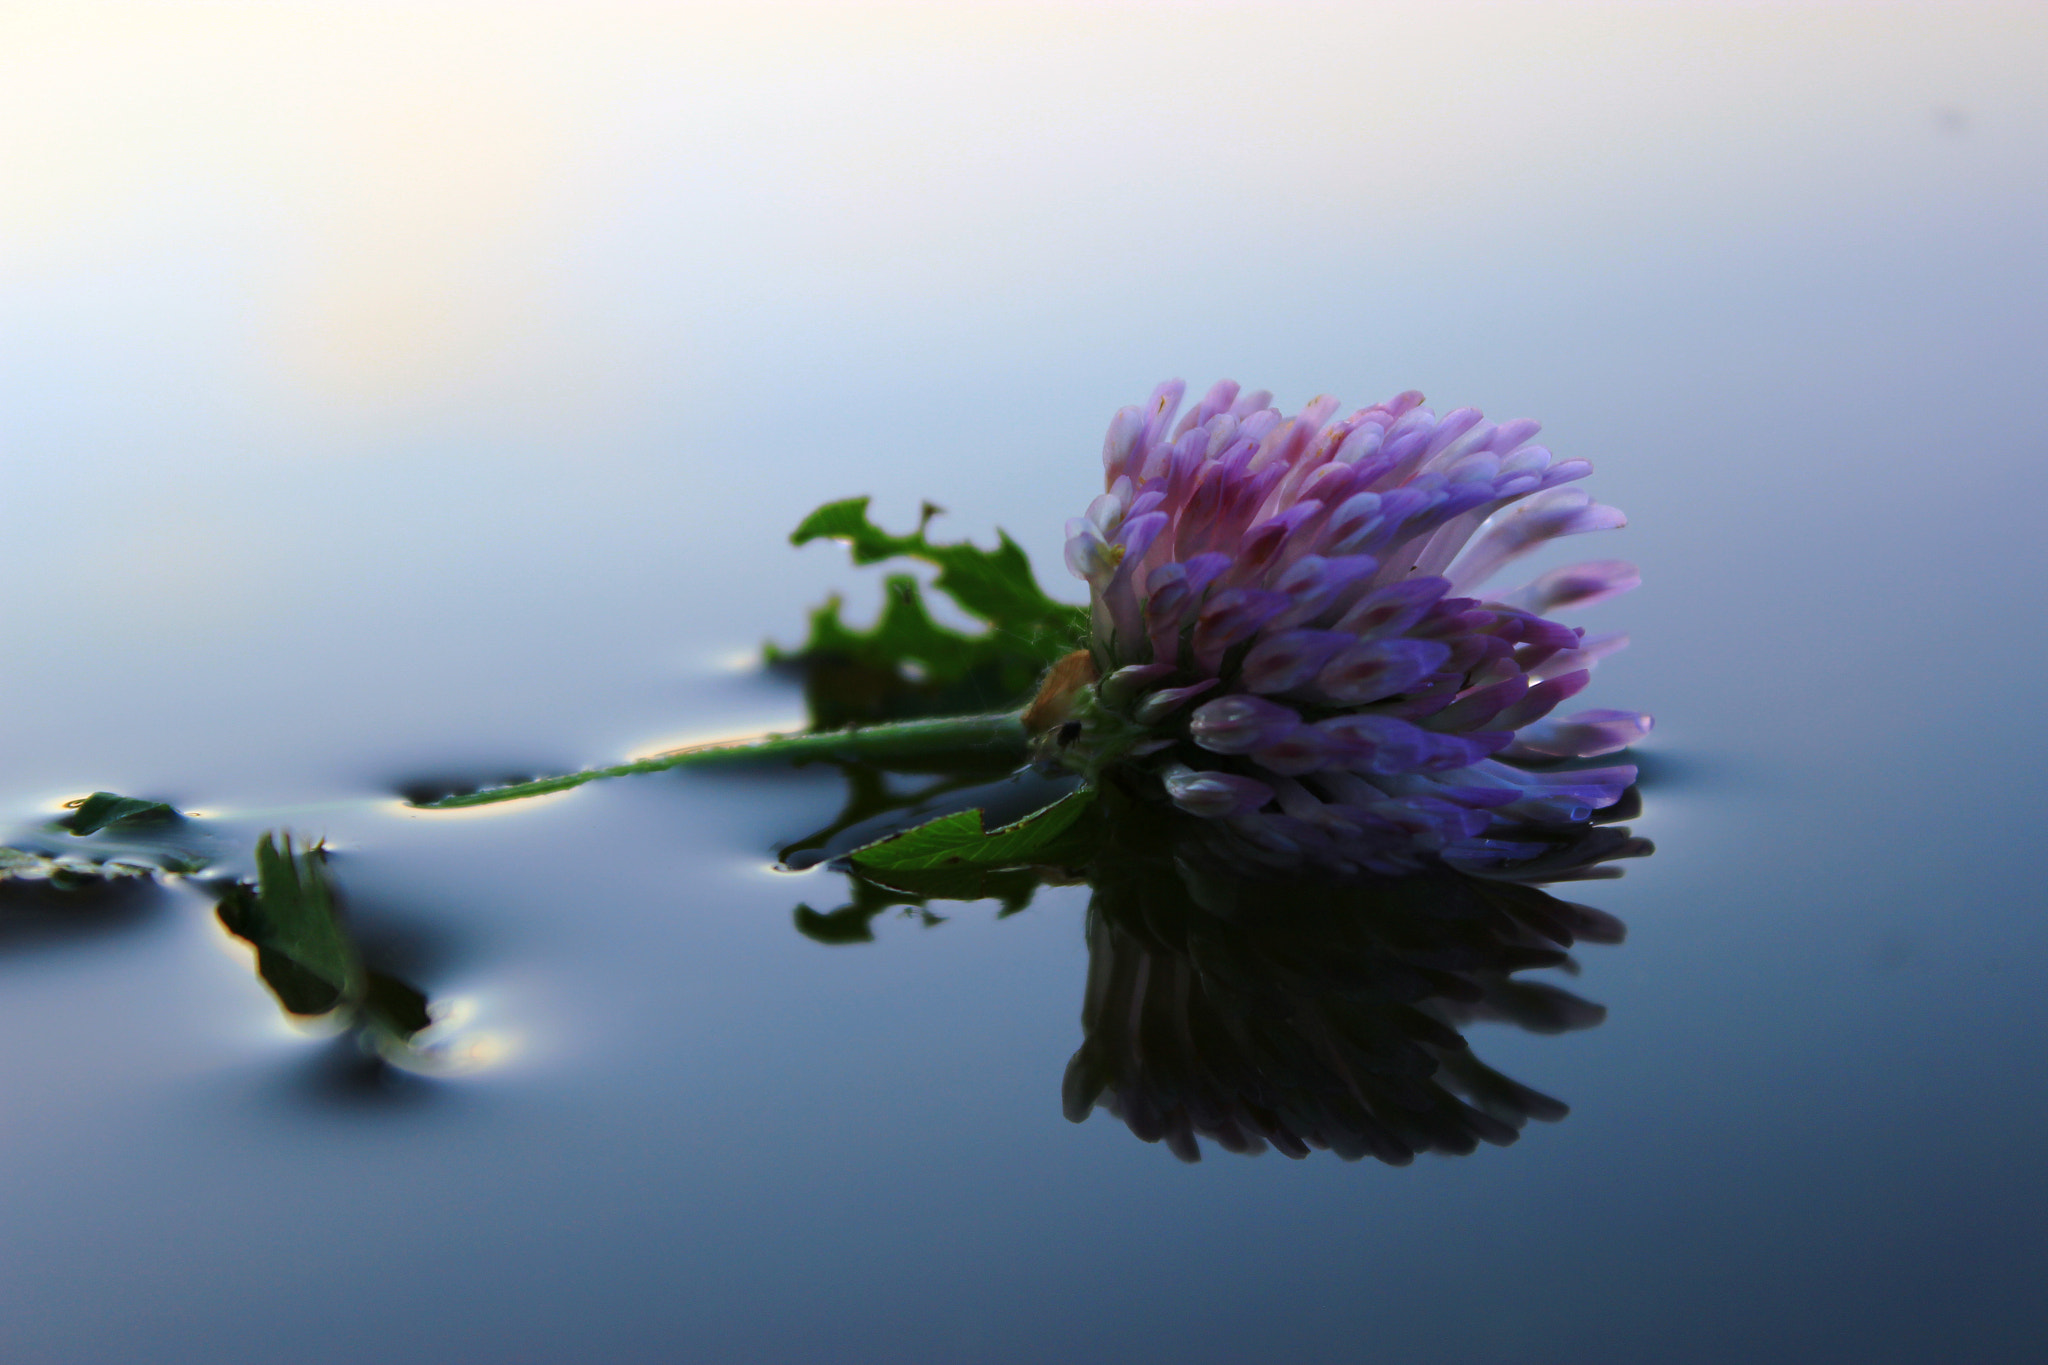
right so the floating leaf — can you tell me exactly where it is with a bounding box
[215,834,357,1017]
[213,832,436,1045]
[776,751,1075,867]
[55,792,179,836]
[849,787,1100,874]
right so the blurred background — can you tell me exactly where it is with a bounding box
[7,0,2042,798]
[3,3,2045,1362]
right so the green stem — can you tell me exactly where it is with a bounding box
[415,712,1031,810]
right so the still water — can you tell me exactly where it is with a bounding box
[3,3,2045,1361]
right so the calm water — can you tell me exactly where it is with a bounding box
[4,4,2046,1361]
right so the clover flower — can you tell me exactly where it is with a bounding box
[1060,380,1651,875]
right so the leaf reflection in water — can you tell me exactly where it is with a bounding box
[791,770,1648,1164]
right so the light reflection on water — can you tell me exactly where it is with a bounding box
[3,2,2046,1362]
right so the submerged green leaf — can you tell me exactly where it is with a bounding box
[56,792,179,836]
[849,787,1100,875]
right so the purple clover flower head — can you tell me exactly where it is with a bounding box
[1060,379,1652,876]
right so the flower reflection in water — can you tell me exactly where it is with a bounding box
[1064,787,1641,1163]
[791,771,1648,1164]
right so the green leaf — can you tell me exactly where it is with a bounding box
[775,757,1024,867]
[799,575,994,686]
[55,792,179,836]
[776,497,1089,726]
[215,833,358,1017]
[792,497,1075,630]
[212,833,441,1047]
[789,496,891,547]
[849,787,1100,874]
[208,832,446,1056]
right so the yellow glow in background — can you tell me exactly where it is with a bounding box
[6,1,2040,414]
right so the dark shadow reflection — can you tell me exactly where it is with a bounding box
[790,772,1649,1163]
[1063,803,1628,1162]
[0,873,164,954]
[269,1033,447,1113]
[0,801,197,955]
